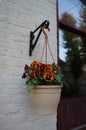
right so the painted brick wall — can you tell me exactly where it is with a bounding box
[0,0,57,130]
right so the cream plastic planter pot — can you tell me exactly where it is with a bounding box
[30,85,62,115]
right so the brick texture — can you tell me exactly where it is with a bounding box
[0,0,57,130]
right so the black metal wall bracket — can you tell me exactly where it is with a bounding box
[29,20,50,56]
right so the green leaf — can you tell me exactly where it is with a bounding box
[55,74,62,84]
[25,77,30,85]
[31,78,40,84]
[26,84,34,92]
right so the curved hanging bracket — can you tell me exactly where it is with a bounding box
[29,20,50,56]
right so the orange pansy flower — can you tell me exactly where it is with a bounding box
[44,64,53,71]
[30,61,42,70]
[43,70,55,82]
[33,70,40,79]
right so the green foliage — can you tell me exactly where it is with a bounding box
[22,62,64,92]
[61,12,77,26]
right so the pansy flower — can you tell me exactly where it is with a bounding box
[33,70,40,79]
[28,71,33,78]
[22,73,26,78]
[24,64,29,71]
[43,70,55,82]
[44,64,53,71]
[40,64,46,72]
[30,61,38,68]
[30,61,42,70]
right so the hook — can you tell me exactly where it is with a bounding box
[42,25,50,40]
[29,20,50,56]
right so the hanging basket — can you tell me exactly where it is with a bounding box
[29,26,62,115]
[22,24,63,115]
[30,85,62,115]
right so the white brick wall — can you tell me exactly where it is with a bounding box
[0,0,57,130]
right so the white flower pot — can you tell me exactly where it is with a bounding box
[30,85,62,115]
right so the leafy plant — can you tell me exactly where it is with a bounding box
[22,61,64,92]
